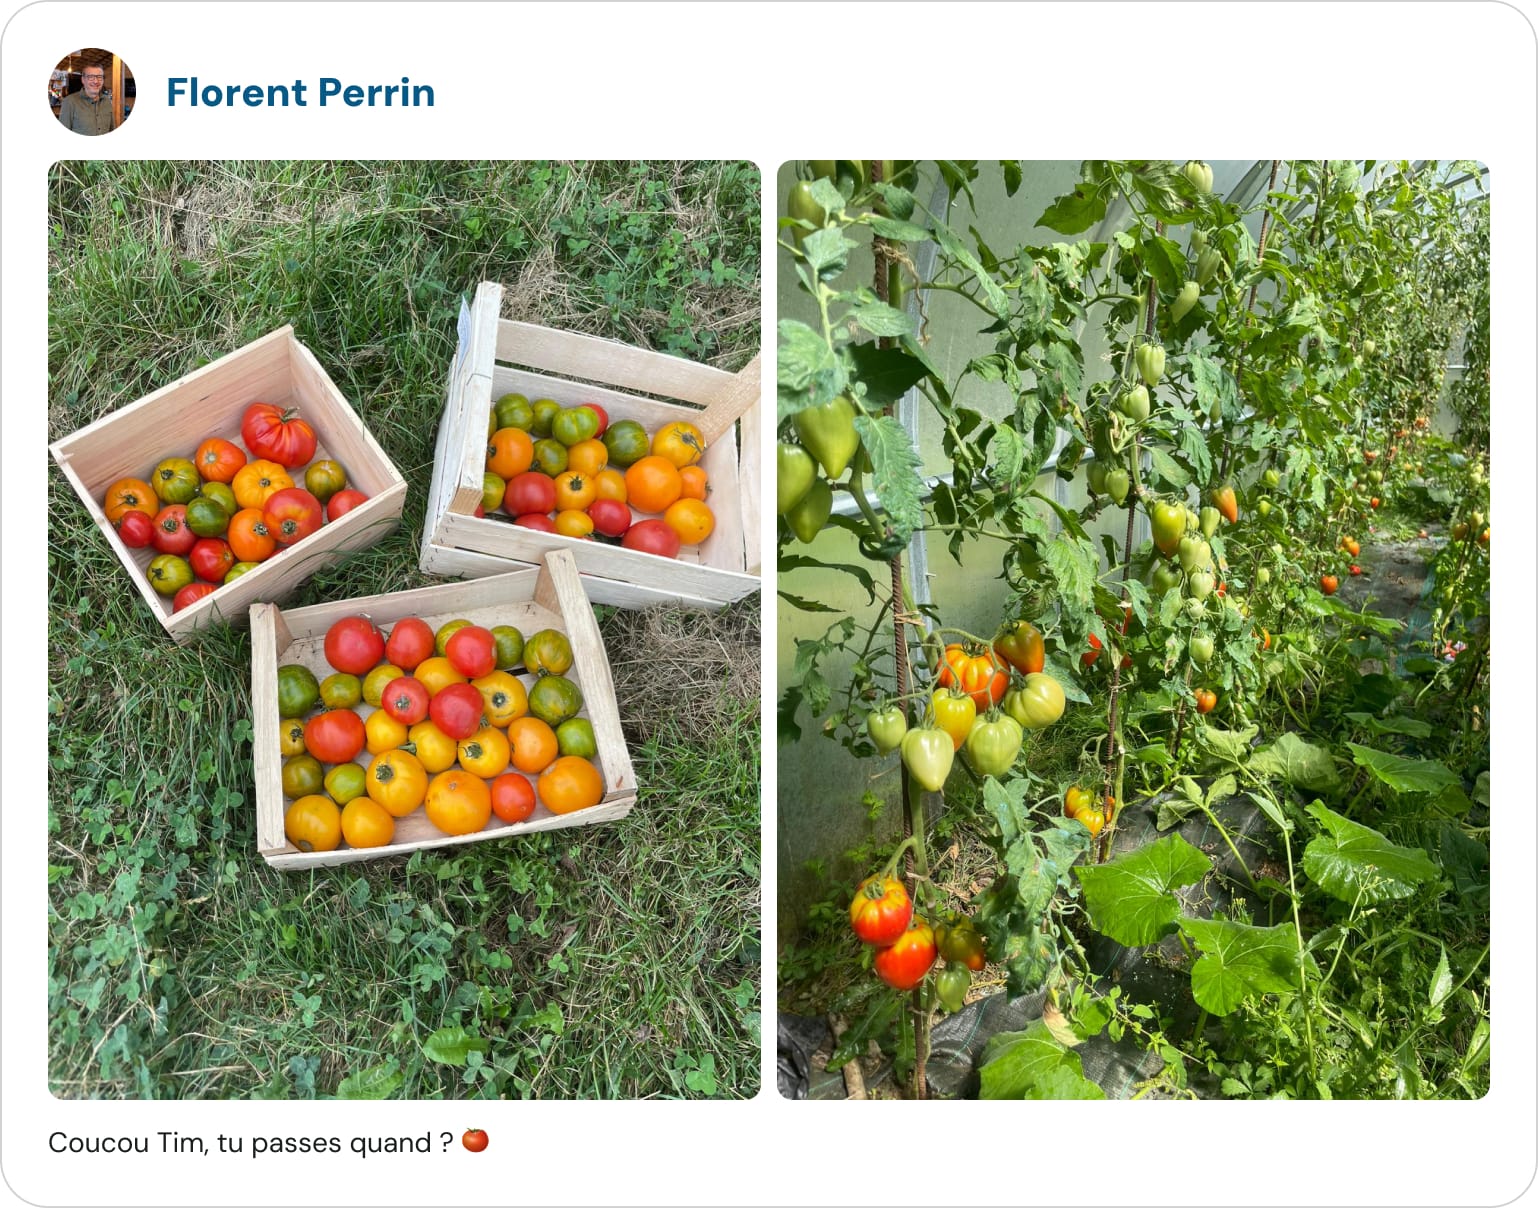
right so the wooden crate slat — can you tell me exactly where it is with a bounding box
[495,319,735,407]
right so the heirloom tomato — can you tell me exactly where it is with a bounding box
[195,437,247,483]
[937,644,1008,711]
[494,392,533,431]
[491,625,525,671]
[848,875,912,946]
[241,402,317,468]
[325,616,386,676]
[414,656,467,697]
[524,629,573,676]
[103,477,158,524]
[151,505,196,555]
[487,428,535,479]
[384,617,435,671]
[873,917,938,992]
[504,472,556,516]
[993,620,1044,675]
[579,403,609,436]
[228,509,277,563]
[407,720,458,774]
[567,439,609,478]
[793,395,861,479]
[528,675,583,727]
[304,710,367,764]
[458,727,512,779]
[425,769,492,836]
[551,406,600,447]
[865,704,907,754]
[189,537,236,582]
[115,509,156,549]
[429,682,487,741]
[279,718,307,758]
[935,917,987,972]
[555,718,596,759]
[364,708,407,756]
[901,726,955,792]
[362,663,404,708]
[285,795,341,853]
[263,487,324,546]
[592,468,628,502]
[232,460,294,511]
[326,489,368,521]
[445,625,497,678]
[1194,688,1218,714]
[531,438,568,477]
[366,749,429,817]
[679,466,708,501]
[663,498,715,546]
[473,671,528,727]
[537,755,604,815]
[936,966,971,1013]
[341,797,395,848]
[515,513,556,532]
[304,459,348,504]
[324,763,366,806]
[507,716,560,774]
[276,664,320,717]
[281,754,325,799]
[185,496,231,539]
[1003,672,1066,730]
[602,419,650,468]
[930,689,977,751]
[651,421,705,468]
[381,676,431,726]
[625,456,683,514]
[173,582,218,612]
[587,498,632,538]
[151,458,201,505]
[553,471,597,512]
[490,772,537,824]
[964,714,1023,777]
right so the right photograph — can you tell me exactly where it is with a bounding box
[775,160,1490,1101]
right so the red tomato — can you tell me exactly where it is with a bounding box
[380,675,430,725]
[580,403,609,436]
[461,1129,489,1154]
[587,498,632,538]
[151,505,196,555]
[326,489,368,521]
[490,773,537,824]
[189,537,236,582]
[514,513,556,532]
[116,510,156,549]
[194,437,247,483]
[324,616,386,675]
[385,617,435,671]
[263,487,324,546]
[1082,632,1103,667]
[303,709,366,763]
[445,625,497,678]
[172,582,219,612]
[241,402,318,468]
[873,917,938,991]
[429,682,486,741]
[621,519,681,558]
[505,471,556,516]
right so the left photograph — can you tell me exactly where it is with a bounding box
[46,160,762,1099]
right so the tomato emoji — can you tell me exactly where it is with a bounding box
[873,916,938,991]
[425,769,492,836]
[325,616,386,676]
[848,875,913,946]
[241,402,317,468]
[461,1129,489,1154]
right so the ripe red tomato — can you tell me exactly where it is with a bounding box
[324,616,386,675]
[303,709,366,763]
[116,510,156,549]
[385,617,435,671]
[326,489,368,522]
[621,519,681,558]
[514,513,556,532]
[587,498,632,538]
[490,773,537,824]
[1194,688,1217,714]
[428,682,486,741]
[241,402,318,468]
[461,1129,489,1154]
[445,625,497,678]
[505,471,557,516]
[172,582,219,613]
[1350,564,1363,576]
[848,875,913,946]
[380,675,430,725]
[580,403,609,436]
[1082,631,1103,667]
[1320,574,1340,596]
[151,505,196,555]
[873,917,938,992]
[263,487,324,546]
[936,643,1008,711]
[189,537,236,582]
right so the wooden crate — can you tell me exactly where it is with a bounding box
[249,549,637,870]
[49,327,407,643]
[419,282,762,607]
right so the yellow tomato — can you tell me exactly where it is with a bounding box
[663,498,715,546]
[408,719,459,774]
[457,726,511,778]
[279,717,307,758]
[652,421,705,468]
[553,471,598,511]
[592,468,627,503]
[341,797,395,848]
[232,459,294,510]
[425,769,492,837]
[414,656,468,697]
[537,756,605,815]
[567,438,609,478]
[472,671,528,727]
[365,708,409,756]
[554,509,595,539]
[284,795,341,853]
[363,663,405,707]
[366,748,429,817]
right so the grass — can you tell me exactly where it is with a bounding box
[47,160,761,1099]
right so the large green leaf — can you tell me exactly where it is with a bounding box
[983,775,1031,849]
[1037,184,1107,236]
[932,221,1009,317]
[1249,732,1338,793]
[335,1060,403,1100]
[1179,918,1300,1016]
[979,1021,1106,1099]
[1302,802,1440,904]
[776,319,843,421]
[853,414,924,547]
[1075,833,1210,947]
[847,344,929,410]
[421,1025,490,1067]
[1346,743,1462,795]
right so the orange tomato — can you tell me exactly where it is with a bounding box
[625,455,683,514]
[228,508,278,563]
[414,656,468,697]
[472,671,528,727]
[553,471,598,511]
[365,708,409,756]
[232,460,294,510]
[340,797,395,848]
[424,769,492,836]
[103,478,159,525]
[195,437,247,483]
[651,421,705,468]
[679,466,709,501]
[567,439,609,478]
[486,427,535,479]
[457,725,511,779]
[538,756,605,815]
[592,469,628,502]
[507,716,560,774]
[554,509,595,538]
[284,795,341,853]
[663,498,715,545]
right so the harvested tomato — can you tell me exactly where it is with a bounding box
[537,755,604,815]
[678,466,709,501]
[303,710,366,764]
[341,797,395,849]
[151,457,201,504]
[587,498,632,538]
[458,726,511,778]
[621,519,681,558]
[625,456,683,514]
[487,427,536,479]
[304,459,348,504]
[848,875,912,946]
[103,477,159,524]
[579,403,609,436]
[490,773,537,824]
[507,716,560,774]
[189,537,236,582]
[326,489,368,521]
[567,438,609,478]
[263,487,324,546]
[366,749,429,817]
[147,554,193,596]
[523,630,573,676]
[115,509,156,549]
[554,509,595,538]
[381,675,430,725]
[228,509,277,563]
[285,795,341,853]
[445,625,497,678]
[195,437,247,483]
[149,505,194,556]
[473,671,528,727]
[385,617,435,671]
[425,769,492,836]
[663,498,715,546]
[232,460,294,511]
[414,656,467,696]
[173,582,218,612]
[325,617,386,675]
[873,917,938,991]
[429,682,487,741]
[553,471,598,512]
[408,720,458,774]
[515,513,556,532]
[242,402,317,468]
[651,421,705,468]
[592,468,628,502]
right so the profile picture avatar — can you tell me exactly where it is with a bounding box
[51,49,133,135]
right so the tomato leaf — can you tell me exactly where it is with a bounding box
[1037,184,1107,236]
[1075,834,1211,947]
[776,320,844,422]
[1346,743,1461,795]
[1343,712,1434,739]
[983,776,1032,850]
[869,183,916,222]
[853,414,924,548]
[1146,445,1191,489]
[1001,160,1023,197]
[846,299,914,339]
[931,221,1009,318]
[979,1020,1106,1099]
[421,1025,490,1067]
[1248,732,1337,794]
[777,554,877,603]
[864,213,929,243]
[847,344,928,410]
[1302,802,1441,903]
[1178,918,1301,1016]
[335,1060,403,1100]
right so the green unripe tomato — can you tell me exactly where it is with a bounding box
[866,705,908,755]
[1120,384,1151,422]
[1135,343,1166,388]
[1189,632,1216,665]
